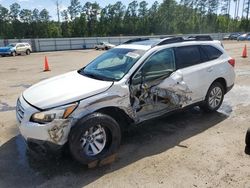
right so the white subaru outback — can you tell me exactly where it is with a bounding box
[16,36,235,165]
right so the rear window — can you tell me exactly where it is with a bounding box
[175,45,201,69]
[200,45,222,61]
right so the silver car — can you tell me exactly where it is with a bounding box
[94,42,115,50]
[16,36,235,166]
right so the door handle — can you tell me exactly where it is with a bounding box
[207,67,213,72]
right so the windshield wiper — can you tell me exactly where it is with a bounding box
[84,72,103,80]
[83,71,114,81]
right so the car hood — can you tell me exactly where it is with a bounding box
[23,71,113,109]
[0,47,12,51]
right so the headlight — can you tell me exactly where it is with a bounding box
[31,102,78,124]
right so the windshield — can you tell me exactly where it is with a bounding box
[79,48,145,81]
[7,44,15,47]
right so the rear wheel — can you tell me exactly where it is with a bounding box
[69,113,121,165]
[26,49,31,55]
[200,82,224,112]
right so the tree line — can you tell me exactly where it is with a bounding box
[1,0,250,39]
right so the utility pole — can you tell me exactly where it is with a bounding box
[234,0,238,19]
[242,0,245,19]
[236,0,240,19]
[54,0,61,23]
[247,0,250,20]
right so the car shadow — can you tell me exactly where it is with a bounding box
[0,107,229,188]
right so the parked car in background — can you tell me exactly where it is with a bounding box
[223,34,231,40]
[223,33,241,40]
[237,33,250,41]
[0,43,32,57]
[230,33,241,40]
[94,42,115,50]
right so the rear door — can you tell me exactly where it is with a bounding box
[174,45,222,104]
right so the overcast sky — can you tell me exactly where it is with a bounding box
[0,0,244,20]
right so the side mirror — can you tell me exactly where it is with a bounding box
[172,70,183,83]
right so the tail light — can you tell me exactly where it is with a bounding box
[228,58,235,67]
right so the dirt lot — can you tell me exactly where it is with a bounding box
[0,41,249,188]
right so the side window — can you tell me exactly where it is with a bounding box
[141,48,175,82]
[175,45,201,69]
[18,44,25,47]
[200,45,223,61]
[199,46,209,63]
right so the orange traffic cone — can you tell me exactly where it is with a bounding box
[242,45,247,58]
[44,56,50,71]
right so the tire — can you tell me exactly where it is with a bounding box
[95,47,98,50]
[68,113,121,165]
[11,51,16,57]
[26,49,31,55]
[246,128,250,147]
[105,47,108,50]
[200,82,225,112]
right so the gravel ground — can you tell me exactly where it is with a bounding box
[0,41,249,188]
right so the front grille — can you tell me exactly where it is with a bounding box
[16,99,24,123]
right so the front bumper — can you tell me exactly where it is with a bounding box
[0,51,12,55]
[16,96,74,146]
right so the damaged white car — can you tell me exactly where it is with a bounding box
[16,36,235,165]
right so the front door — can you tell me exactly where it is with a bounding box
[130,48,193,121]
[16,44,25,54]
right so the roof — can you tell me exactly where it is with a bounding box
[117,35,215,51]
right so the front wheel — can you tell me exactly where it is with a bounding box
[68,113,121,165]
[200,82,225,112]
[11,51,16,57]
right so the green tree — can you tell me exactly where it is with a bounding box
[39,9,50,22]
[138,1,149,34]
[82,2,101,36]
[68,0,81,20]
[9,3,21,21]
[19,9,32,23]
[124,1,139,34]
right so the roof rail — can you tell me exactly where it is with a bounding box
[155,37,184,46]
[187,35,213,41]
[123,38,150,44]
